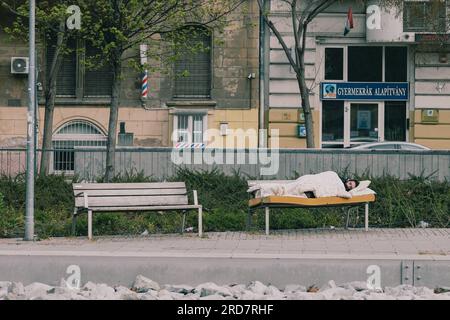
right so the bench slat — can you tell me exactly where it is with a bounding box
[73,182,186,190]
[76,205,201,213]
[73,189,187,197]
[75,195,188,208]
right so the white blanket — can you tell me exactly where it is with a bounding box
[248,171,353,199]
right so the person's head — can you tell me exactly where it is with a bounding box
[344,179,359,191]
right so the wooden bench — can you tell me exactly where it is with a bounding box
[72,182,203,239]
[247,180,376,235]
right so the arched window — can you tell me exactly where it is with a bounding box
[174,26,212,98]
[52,120,107,173]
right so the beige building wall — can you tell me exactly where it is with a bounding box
[267,109,320,148]
[412,48,450,149]
[0,106,170,147]
[0,0,260,150]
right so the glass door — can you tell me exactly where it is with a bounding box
[346,102,384,147]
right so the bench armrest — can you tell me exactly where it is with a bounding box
[193,190,199,206]
[83,192,89,209]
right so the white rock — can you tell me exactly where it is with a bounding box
[228,284,246,297]
[81,282,118,300]
[200,294,225,300]
[24,282,54,298]
[0,281,11,290]
[341,281,368,291]
[320,287,354,300]
[415,286,435,297]
[59,278,80,290]
[265,285,283,297]
[132,275,161,293]
[288,292,326,300]
[164,284,194,295]
[284,284,306,293]
[247,281,267,295]
[365,292,395,300]
[138,293,158,300]
[0,287,8,298]
[170,292,186,300]
[195,282,232,297]
[320,280,337,292]
[115,286,138,300]
[9,282,25,295]
[241,291,265,300]
[81,281,97,292]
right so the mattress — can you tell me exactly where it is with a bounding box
[249,193,376,208]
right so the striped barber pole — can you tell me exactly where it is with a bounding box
[142,70,148,99]
[175,142,205,149]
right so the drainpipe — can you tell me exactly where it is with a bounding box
[258,0,267,148]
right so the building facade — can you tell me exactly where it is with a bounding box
[0,0,260,172]
[265,0,450,149]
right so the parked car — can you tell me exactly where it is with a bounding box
[349,142,431,151]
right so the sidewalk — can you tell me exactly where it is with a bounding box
[0,228,449,260]
[1,228,449,287]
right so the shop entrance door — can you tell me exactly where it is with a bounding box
[344,102,384,148]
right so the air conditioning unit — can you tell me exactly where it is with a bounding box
[11,57,29,74]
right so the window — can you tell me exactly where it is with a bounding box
[325,48,344,80]
[174,114,206,145]
[46,38,77,97]
[404,1,447,32]
[322,101,344,144]
[174,27,212,98]
[46,40,113,98]
[385,47,408,82]
[83,43,114,97]
[348,46,383,82]
[52,120,107,173]
[385,101,407,141]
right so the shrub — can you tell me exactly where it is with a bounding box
[0,169,449,238]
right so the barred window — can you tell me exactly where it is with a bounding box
[52,120,107,174]
[174,27,212,98]
[403,1,447,32]
[84,43,114,97]
[46,39,113,98]
[46,38,77,97]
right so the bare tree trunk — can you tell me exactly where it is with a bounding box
[104,52,122,182]
[40,21,65,175]
[296,40,315,148]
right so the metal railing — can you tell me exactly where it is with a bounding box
[1,147,450,181]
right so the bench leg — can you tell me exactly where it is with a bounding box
[265,207,270,236]
[246,208,252,230]
[345,207,351,229]
[198,206,203,238]
[72,208,77,236]
[364,203,369,232]
[181,211,187,234]
[88,209,93,240]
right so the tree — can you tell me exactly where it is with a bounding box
[257,0,338,148]
[2,0,80,175]
[78,0,246,181]
[257,0,445,148]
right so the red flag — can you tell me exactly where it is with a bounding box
[344,7,354,36]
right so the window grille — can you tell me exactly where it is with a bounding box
[52,120,107,174]
[174,27,212,98]
[46,38,77,97]
[83,43,114,97]
[403,1,447,32]
[46,39,113,98]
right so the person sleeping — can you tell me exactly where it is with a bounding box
[247,171,368,199]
